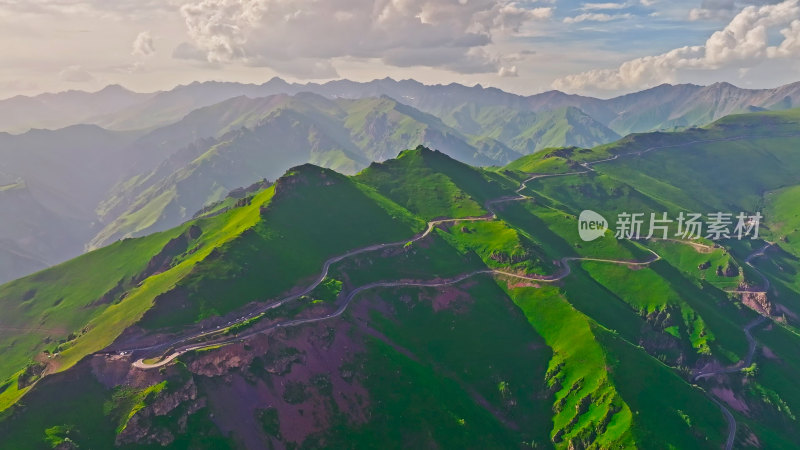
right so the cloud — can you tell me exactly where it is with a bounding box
[689,0,786,21]
[172,42,206,60]
[498,65,519,77]
[581,2,628,10]
[58,65,94,82]
[0,0,180,18]
[177,0,552,78]
[564,13,632,23]
[260,59,340,79]
[689,0,737,20]
[553,0,800,91]
[132,31,155,57]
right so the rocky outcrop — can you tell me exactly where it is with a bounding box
[716,262,739,277]
[188,350,251,378]
[489,250,530,265]
[116,379,205,447]
[17,362,45,389]
[742,291,773,316]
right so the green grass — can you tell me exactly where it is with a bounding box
[0,363,117,448]
[646,240,741,289]
[331,231,484,287]
[89,185,178,249]
[0,183,278,412]
[503,147,586,174]
[748,323,800,443]
[0,361,232,449]
[582,262,716,357]
[4,108,800,445]
[441,220,555,275]
[57,186,277,370]
[106,381,167,433]
[0,224,186,385]
[595,330,727,448]
[319,276,553,447]
[355,146,514,219]
[495,200,646,262]
[138,165,424,330]
[504,284,634,447]
[765,184,800,253]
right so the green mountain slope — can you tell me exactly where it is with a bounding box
[8,80,800,284]
[355,146,517,219]
[3,109,800,448]
[432,104,620,153]
[89,95,521,250]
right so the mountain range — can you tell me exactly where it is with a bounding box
[1,78,800,285]
[4,78,800,136]
[2,107,800,447]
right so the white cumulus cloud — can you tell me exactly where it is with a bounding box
[553,0,800,91]
[498,65,519,77]
[176,0,552,78]
[132,31,155,57]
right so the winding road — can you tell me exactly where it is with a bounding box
[121,133,789,449]
[691,241,774,450]
[127,147,670,369]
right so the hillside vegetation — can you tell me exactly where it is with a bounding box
[2,109,800,447]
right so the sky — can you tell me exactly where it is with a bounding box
[1,0,799,99]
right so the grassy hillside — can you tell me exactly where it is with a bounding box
[4,105,800,447]
[355,146,517,219]
[502,146,585,174]
[428,103,620,153]
[0,184,279,411]
[137,164,423,330]
[88,96,524,251]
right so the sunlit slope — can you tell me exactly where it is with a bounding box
[0,185,278,410]
[356,146,518,219]
[4,105,800,447]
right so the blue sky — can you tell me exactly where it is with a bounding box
[0,0,797,98]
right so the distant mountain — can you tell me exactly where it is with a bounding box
[0,125,142,283]
[88,93,522,249]
[583,82,800,134]
[0,91,521,279]
[0,85,152,133]
[4,78,800,139]
[2,78,800,282]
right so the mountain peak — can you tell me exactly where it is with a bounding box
[708,81,739,90]
[276,164,347,194]
[397,144,436,159]
[94,84,131,95]
[264,76,290,86]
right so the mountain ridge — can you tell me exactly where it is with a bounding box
[4,77,800,136]
[1,79,800,284]
[4,110,800,446]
